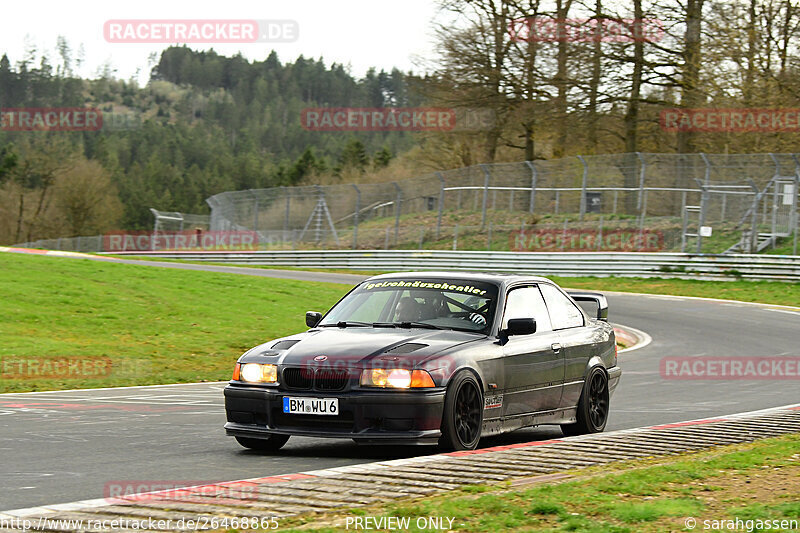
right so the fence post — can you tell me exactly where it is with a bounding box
[453,224,459,250]
[597,216,604,250]
[792,154,800,256]
[351,184,360,249]
[393,182,402,244]
[487,222,493,250]
[681,198,688,253]
[283,188,291,234]
[436,172,445,239]
[636,152,646,210]
[696,153,711,254]
[768,153,780,249]
[744,179,760,253]
[638,190,648,245]
[771,181,778,249]
[561,219,568,251]
[577,155,588,221]
[480,164,490,228]
[525,160,537,214]
[251,190,259,232]
[419,227,425,250]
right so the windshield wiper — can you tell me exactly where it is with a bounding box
[394,321,446,330]
[319,321,371,328]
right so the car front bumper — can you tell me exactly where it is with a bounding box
[224,383,446,445]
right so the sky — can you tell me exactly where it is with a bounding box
[3,0,445,84]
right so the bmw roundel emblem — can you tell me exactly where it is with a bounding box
[314,355,328,362]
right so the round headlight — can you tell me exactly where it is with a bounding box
[386,369,412,388]
[241,363,264,383]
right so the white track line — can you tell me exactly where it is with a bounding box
[0,382,228,397]
[596,289,800,311]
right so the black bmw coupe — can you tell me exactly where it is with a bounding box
[224,272,621,451]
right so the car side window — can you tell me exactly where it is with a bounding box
[539,284,585,329]
[501,286,552,332]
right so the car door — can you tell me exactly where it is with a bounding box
[538,283,593,409]
[501,285,565,418]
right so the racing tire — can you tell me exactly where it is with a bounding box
[439,371,483,451]
[560,366,609,437]
[235,434,290,452]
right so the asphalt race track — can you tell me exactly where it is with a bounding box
[1,257,798,511]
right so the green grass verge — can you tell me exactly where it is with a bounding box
[0,253,351,393]
[108,257,800,307]
[764,236,800,256]
[274,434,800,532]
[4,252,797,392]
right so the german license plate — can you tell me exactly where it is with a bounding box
[282,397,338,415]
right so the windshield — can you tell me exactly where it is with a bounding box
[319,278,499,334]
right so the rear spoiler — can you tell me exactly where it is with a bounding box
[567,291,608,322]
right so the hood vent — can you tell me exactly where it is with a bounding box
[385,343,428,354]
[272,340,299,350]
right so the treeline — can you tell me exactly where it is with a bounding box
[428,0,800,163]
[0,47,420,240]
[4,0,800,243]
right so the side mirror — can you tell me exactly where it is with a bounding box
[305,311,323,328]
[567,292,609,322]
[503,318,537,337]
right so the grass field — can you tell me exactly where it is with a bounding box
[0,253,351,393]
[110,256,800,308]
[3,252,799,393]
[277,434,800,532]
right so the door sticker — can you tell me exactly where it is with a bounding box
[484,394,503,409]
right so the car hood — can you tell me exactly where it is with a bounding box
[239,327,484,368]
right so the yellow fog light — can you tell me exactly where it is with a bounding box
[240,363,278,383]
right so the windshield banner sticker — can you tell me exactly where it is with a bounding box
[365,281,488,296]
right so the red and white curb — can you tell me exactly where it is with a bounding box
[2,401,799,522]
[612,323,652,353]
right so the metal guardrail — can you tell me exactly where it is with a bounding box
[108,250,800,281]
